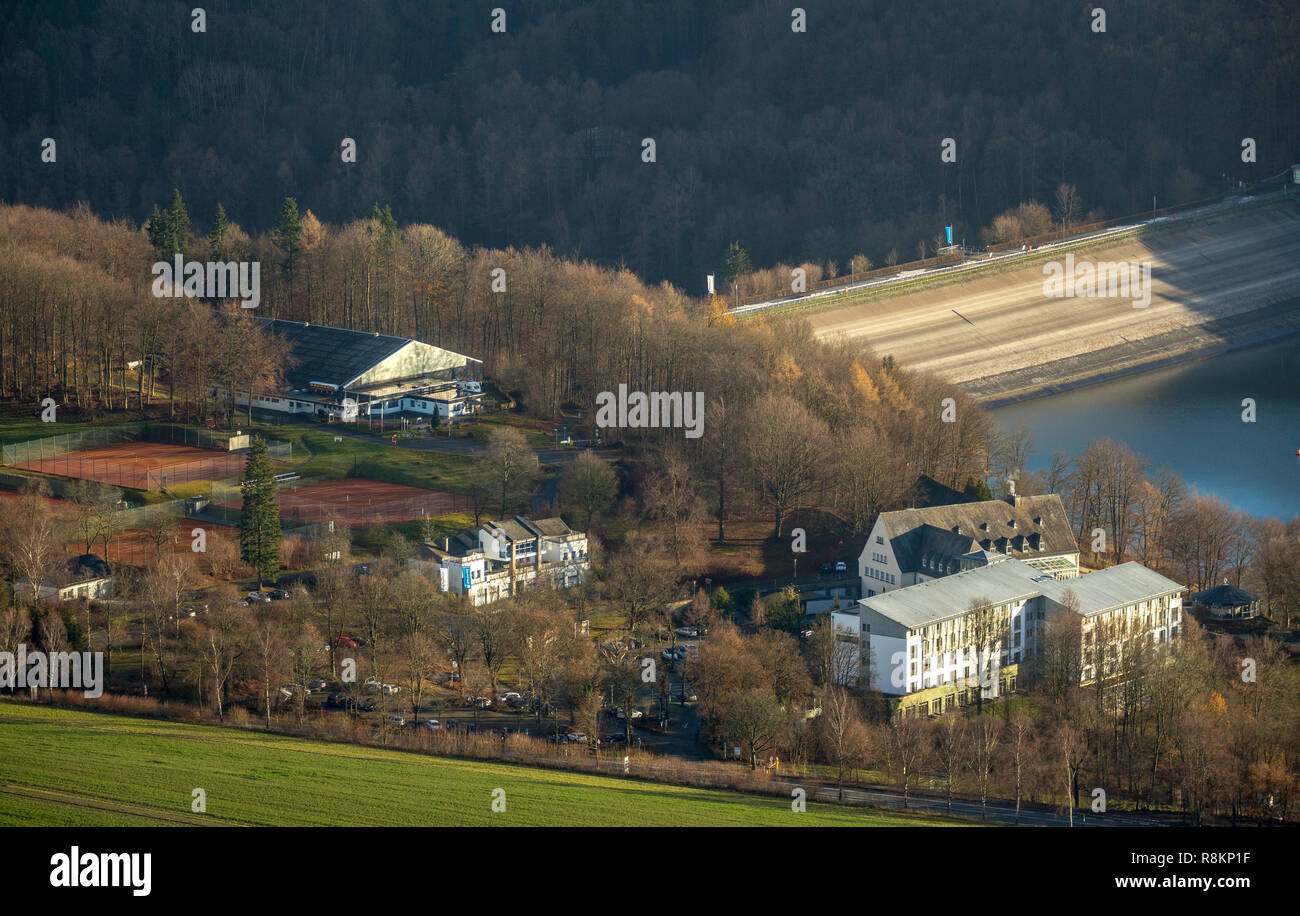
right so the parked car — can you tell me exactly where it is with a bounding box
[601,733,626,744]
[799,627,815,639]
[565,731,587,743]
[334,636,358,649]
[307,679,327,692]
[834,561,848,573]
[675,626,699,638]
[421,719,441,730]
[268,589,290,600]
[247,591,270,603]
[820,562,832,574]
[381,683,401,695]
[388,715,407,727]
[445,718,460,730]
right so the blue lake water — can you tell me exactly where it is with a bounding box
[990,337,1300,521]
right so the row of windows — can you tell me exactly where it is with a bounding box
[921,678,1019,714]
[865,567,895,585]
[914,649,1022,684]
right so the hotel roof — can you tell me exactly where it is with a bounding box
[858,558,1184,630]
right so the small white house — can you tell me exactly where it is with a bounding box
[16,554,116,601]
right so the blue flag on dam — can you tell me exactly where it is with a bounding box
[945,226,953,245]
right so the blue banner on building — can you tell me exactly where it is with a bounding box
[462,566,472,589]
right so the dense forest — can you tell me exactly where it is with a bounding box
[3,0,1297,291]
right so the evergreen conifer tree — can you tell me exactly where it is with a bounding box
[239,437,281,588]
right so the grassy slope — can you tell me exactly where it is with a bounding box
[0,702,954,827]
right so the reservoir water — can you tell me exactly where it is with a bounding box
[990,337,1300,521]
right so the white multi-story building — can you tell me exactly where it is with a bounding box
[856,490,1080,599]
[832,557,1184,707]
[410,517,590,605]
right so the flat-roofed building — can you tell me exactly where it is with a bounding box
[410,516,590,605]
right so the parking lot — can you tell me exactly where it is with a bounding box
[288,624,710,758]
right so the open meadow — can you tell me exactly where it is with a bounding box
[0,702,955,827]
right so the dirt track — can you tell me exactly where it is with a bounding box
[809,201,1300,402]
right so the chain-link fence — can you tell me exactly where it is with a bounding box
[9,449,246,490]
[4,422,293,465]
[2,423,145,465]
[3,423,292,490]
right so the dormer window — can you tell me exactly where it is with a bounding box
[980,522,989,532]
[1033,516,1042,526]
[1009,519,1017,529]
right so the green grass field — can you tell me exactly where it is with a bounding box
[259,425,475,491]
[0,702,953,827]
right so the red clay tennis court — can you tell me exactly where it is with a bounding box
[273,478,468,525]
[12,441,247,489]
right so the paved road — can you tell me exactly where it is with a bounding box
[791,779,1170,826]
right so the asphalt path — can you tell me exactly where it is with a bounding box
[792,779,1170,826]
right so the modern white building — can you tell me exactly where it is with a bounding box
[832,557,1184,709]
[410,517,590,605]
[222,319,484,422]
[857,491,1079,599]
